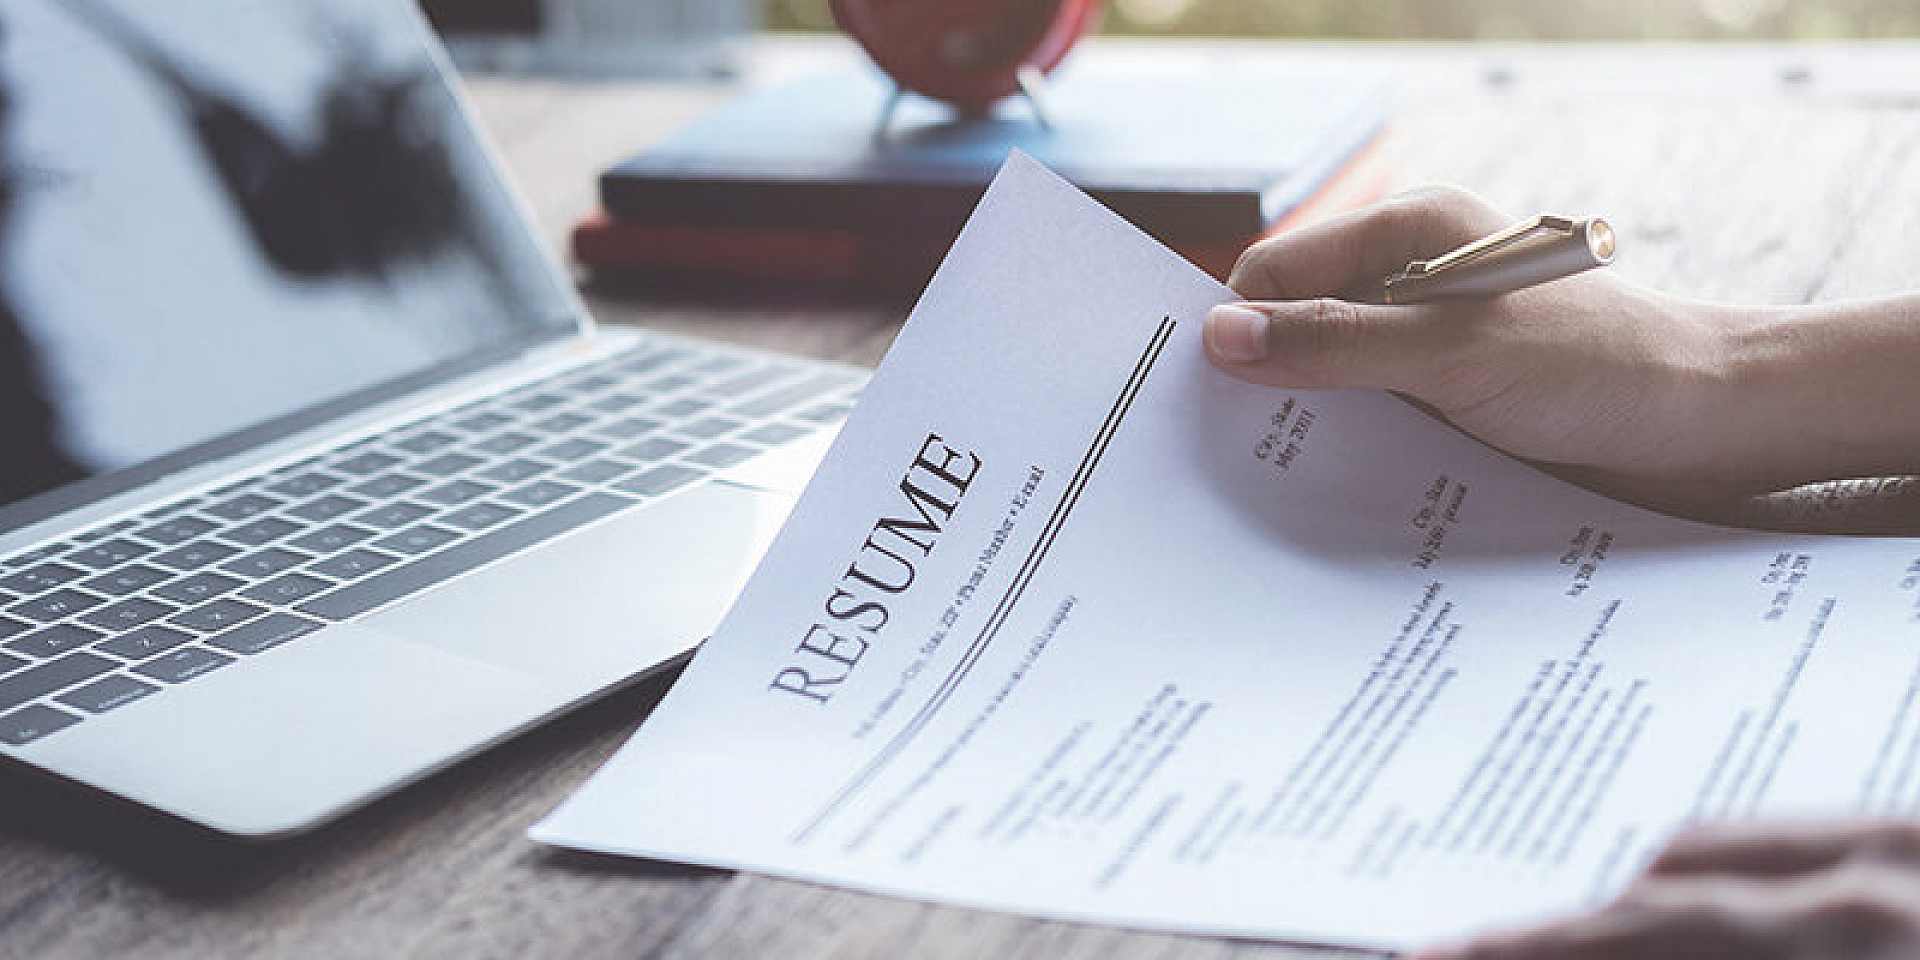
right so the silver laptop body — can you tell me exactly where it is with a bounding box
[0,0,854,835]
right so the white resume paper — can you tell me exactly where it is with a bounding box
[536,155,1920,951]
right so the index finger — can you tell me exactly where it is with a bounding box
[1228,186,1509,301]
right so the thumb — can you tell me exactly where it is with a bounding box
[1203,298,1456,393]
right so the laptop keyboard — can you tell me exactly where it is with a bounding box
[0,341,862,747]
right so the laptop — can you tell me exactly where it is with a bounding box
[0,0,860,835]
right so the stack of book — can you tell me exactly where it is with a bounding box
[574,62,1394,295]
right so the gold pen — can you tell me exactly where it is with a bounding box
[1363,215,1617,305]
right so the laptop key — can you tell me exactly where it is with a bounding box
[375,525,460,556]
[617,351,679,377]
[559,459,637,485]
[474,432,538,456]
[0,617,28,641]
[84,520,136,540]
[511,392,566,414]
[57,675,158,714]
[218,548,310,579]
[10,588,106,623]
[288,494,369,522]
[742,422,809,445]
[348,472,427,499]
[169,599,267,633]
[206,613,324,655]
[595,416,661,440]
[134,515,218,545]
[355,501,435,530]
[153,572,244,605]
[0,704,82,745]
[0,651,114,711]
[96,625,195,659]
[240,574,334,606]
[308,549,399,579]
[501,480,581,509]
[79,599,177,633]
[653,398,712,419]
[419,480,494,506]
[204,493,283,521]
[568,373,618,393]
[66,538,154,570]
[538,438,607,462]
[443,502,521,531]
[679,416,743,440]
[452,410,515,433]
[298,493,637,622]
[587,392,643,413]
[151,540,242,571]
[413,453,484,477]
[616,438,689,462]
[645,374,698,394]
[333,451,402,476]
[222,517,303,547]
[614,465,708,498]
[133,647,233,684]
[707,365,789,397]
[0,652,22,674]
[289,523,376,554]
[266,471,343,498]
[393,430,459,455]
[0,562,87,594]
[479,459,550,484]
[80,563,172,597]
[5,623,102,658]
[533,412,593,434]
[686,443,758,468]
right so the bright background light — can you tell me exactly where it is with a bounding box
[764,0,1918,38]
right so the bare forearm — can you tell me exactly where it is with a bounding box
[1716,293,1920,482]
[1211,187,1920,507]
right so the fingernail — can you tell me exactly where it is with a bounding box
[1205,303,1270,363]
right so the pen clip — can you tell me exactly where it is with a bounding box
[1396,215,1578,281]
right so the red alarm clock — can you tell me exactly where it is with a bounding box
[830,0,1103,115]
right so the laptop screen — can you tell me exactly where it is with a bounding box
[0,0,578,524]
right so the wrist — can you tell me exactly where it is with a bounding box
[1715,296,1920,483]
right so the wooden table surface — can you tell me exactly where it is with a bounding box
[9,37,1920,960]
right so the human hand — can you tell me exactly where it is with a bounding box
[1413,821,1920,960]
[1206,187,1920,507]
